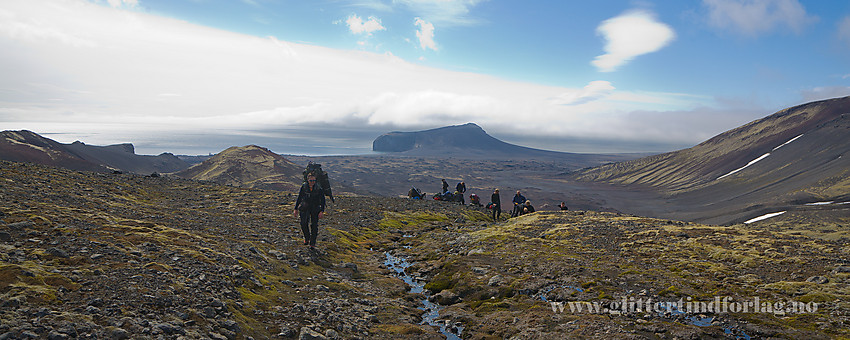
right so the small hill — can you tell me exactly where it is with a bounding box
[0,130,187,174]
[573,96,850,224]
[174,145,304,191]
[372,123,637,166]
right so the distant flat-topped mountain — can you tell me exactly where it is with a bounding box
[0,130,187,174]
[573,96,850,224]
[373,122,635,166]
[175,145,304,191]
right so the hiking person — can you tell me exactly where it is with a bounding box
[441,179,449,194]
[559,202,569,210]
[522,200,535,215]
[455,181,467,204]
[491,189,501,222]
[293,174,326,248]
[511,190,526,217]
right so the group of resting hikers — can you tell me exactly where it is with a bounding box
[407,179,569,222]
[297,161,570,249]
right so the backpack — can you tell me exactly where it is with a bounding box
[303,162,334,203]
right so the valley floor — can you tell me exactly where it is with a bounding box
[1,160,848,339]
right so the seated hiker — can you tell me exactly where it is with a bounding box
[511,190,526,217]
[521,200,535,215]
[469,194,482,207]
[559,202,569,210]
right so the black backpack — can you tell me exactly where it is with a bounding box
[303,162,334,203]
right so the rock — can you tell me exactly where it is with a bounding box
[110,328,130,340]
[341,262,358,272]
[0,231,11,242]
[806,276,829,284]
[298,327,327,340]
[277,326,297,338]
[208,332,228,340]
[203,306,217,318]
[7,221,33,229]
[221,320,240,332]
[46,247,69,258]
[472,266,488,274]
[428,290,461,305]
[324,329,338,339]
[833,266,850,273]
[488,275,505,287]
[47,332,69,340]
[88,298,104,307]
[155,323,183,335]
[268,249,287,260]
[467,248,484,256]
[316,285,330,292]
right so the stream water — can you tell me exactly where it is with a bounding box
[384,252,464,339]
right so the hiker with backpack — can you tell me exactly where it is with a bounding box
[441,179,449,194]
[294,173,326,248]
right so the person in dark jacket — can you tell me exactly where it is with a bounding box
[559,202,569,210]
[456,181,466,194]
[441,179,449,194]
[293,174,326,248]
[511,190,526,217]
[491,189,501,222]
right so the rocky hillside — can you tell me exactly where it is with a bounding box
[1,159,847,339]
[372,123,637,165]
[571,96,850,224]
[573,96,850,193]
[174,145,304,192]
[0,130,188,174]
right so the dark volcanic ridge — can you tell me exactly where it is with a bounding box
[0,130,187,174]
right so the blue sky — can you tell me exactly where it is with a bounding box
[1,0,849,155]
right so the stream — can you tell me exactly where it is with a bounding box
[384,252,464,340]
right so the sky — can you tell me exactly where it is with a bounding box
[1,0,849,155]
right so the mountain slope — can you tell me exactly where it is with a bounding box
[174,145,304,191]
[572,96,850,224]
[0,130,188,174]
[372,122,637,166]
[0,130,107,172]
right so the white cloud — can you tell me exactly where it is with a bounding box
[592,10,675,72]
[551,81,615,106]
[839,16,850,45]
[393,0,486,26]
[106,0,138,8]
[414,17,437,51]
[346,14,386,35]
[0,0,746,154]
[703,0,817,37]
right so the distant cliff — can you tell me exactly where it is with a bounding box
[372,123,633,166]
